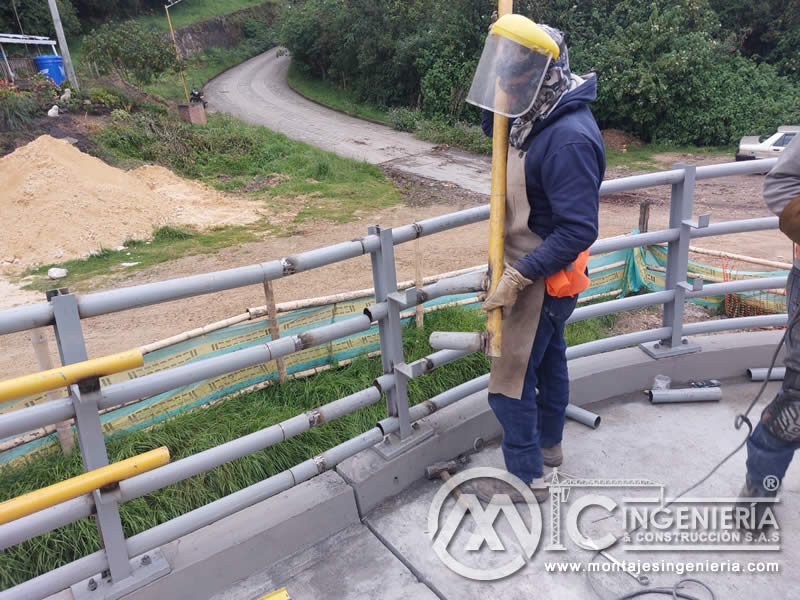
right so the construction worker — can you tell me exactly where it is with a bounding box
[742,135,800,509]
[464,15,605,503]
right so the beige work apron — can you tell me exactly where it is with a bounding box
[488,147,545,399]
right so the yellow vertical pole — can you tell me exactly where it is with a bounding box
[165,4,190,104]
[486,0,513,358]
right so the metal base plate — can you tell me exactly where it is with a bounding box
[640,339,702,359]
[72,549,170,600]
[374,421,435,460]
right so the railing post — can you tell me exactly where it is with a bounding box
[640,164,703,359]
[368,226,412,439]
[48,289,170,596]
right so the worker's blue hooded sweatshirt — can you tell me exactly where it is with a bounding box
[482,74,605,283]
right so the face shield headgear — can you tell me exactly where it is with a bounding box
[466,14,560,118]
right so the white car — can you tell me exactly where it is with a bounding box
[736,126,798,160]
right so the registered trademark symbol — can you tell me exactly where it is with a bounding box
[762,475,780,492]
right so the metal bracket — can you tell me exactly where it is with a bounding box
[640,338,701,359]
[71,549,171,600]
[374,420,435,460]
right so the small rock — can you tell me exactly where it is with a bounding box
[126,252,131,256]
[55,249,64,258]
[120,262,140,267]
[47,105,59,118]
[48,268,68,279]
[115,246,126,251]
[65,137,78,145]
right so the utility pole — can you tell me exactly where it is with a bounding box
[47,0,79,90]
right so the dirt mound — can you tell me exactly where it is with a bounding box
[0,135,262,269]
[602,129,643,151]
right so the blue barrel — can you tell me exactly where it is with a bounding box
[33,55,66,85]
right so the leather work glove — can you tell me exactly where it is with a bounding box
[482,265,533,317]
[779,195,800,245]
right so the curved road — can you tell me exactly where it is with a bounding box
[205,48,491,195]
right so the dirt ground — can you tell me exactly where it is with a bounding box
[0,152,786,379]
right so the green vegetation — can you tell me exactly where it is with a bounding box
[604,144,734,171]
[287,62,388,122]
[0,304,620,588]
[97,110,398,216]
[136,0,271,32]
[83,21,178,85]
[20,225,260,292]
[277,0,800,146]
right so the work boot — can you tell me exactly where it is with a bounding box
[465,477,549,504]
[542,443,563,468]
[736,478,778,532]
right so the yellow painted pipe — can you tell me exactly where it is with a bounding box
[0,447,169,525]
[486,0,514,358]
[0,349,144,404]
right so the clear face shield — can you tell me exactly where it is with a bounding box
[466,32,552,118]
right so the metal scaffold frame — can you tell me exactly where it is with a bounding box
[0,157,785,600]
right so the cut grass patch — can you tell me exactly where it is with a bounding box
[0,305,620,589]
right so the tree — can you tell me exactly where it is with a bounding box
[83,21,178,85]
[0,0,80,41]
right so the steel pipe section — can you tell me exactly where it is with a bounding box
[0,495,94,551]
[416,270,487,303]
[695,158,776,180]
[589,229,679,255]
[599,169,684,195]
[78,262,284,319]
[0,397,74,441]
[566,327,671,361]
[748,367,786,381]
[429,332,484,353]
[568,290,674,324]
[0,303,54,336]
[565,405,601,429]
[685,277,787,299]
[682,314,787,335]
[391,206,491,245]
[649,388,722,404]
[690,217,778,240]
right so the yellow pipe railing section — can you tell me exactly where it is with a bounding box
[0,349,144,404]
[0,447,169,525]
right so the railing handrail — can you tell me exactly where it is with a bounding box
[0,156,784,600]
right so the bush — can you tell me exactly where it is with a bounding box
[387,107,420,132]
[0,88,38,130]
[83,21,179,85]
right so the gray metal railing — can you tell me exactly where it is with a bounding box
[0,157,784,600]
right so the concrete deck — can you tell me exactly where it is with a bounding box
[223,378,799,600]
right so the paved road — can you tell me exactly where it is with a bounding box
[205,48,491,194]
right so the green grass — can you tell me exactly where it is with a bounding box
[19,225,260,292]
[136,0,271,32]
[287,62,389,123]
[605,143,735,170]
[96,111,399,221]
[0,305,620,589]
